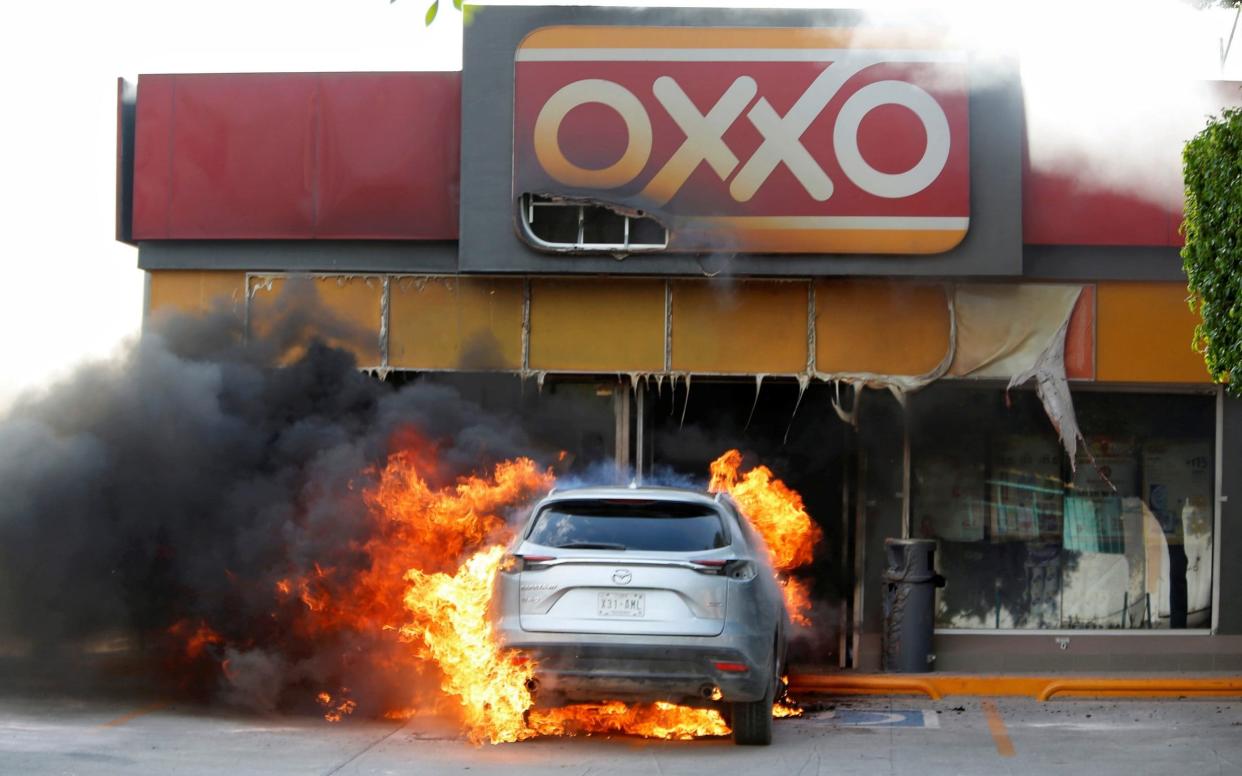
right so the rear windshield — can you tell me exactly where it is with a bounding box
[527,500,728,552]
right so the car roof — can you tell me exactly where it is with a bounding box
[538,484,721,509]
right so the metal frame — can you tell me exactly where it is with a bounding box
[614,387,631,481]
[635,382,646,485]
[852,436,868,668]
[938,628,1213,636]
[518,194,669,254]
[1213,385,1224,634]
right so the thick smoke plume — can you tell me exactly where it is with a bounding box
[879,0,1236,207]
[0,287,566,713]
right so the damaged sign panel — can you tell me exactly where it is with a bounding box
[513,26,970,254]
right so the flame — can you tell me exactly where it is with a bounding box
[363,449,553,576]
[167,619,223,660]
[528,702,729,739]
[396,544,733,744]
[377,448,741,743]
[275,450,555,642]
[708,449,821,624]
[165,435,812,740]
[400,545,536,744]
[780,577,814,628]
[708,449,821,569]
[317,691,358,723]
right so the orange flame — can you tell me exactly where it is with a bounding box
[316,691,357,723]
[708,449,821,624]
[400,545,536,744]
[396,543,735,744]
[779,578,815,628]
[528,702,730,739]
[165,437,810,738]
[275,450,555,643]
[167,620,224,660]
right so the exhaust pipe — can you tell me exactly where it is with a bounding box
[700,684,720,700]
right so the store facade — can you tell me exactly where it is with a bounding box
[118,6,1242,671]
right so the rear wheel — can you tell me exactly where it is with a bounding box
[731,648,777,746]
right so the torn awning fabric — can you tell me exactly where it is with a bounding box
[819,283,1085,468]
[948,284,1085,468]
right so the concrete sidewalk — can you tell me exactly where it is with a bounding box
[2,693,1240,775]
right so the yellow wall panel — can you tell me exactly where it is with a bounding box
[815,280,951,375]
[671,280,808,373]
[389,277,524,370]
[1097,282,1209,383]
[530,279,665,372]
[147,270,245,318]
[247,275,383,367]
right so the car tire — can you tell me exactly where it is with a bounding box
[731,654,775,746]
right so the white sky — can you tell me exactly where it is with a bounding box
[0,0,1237,411]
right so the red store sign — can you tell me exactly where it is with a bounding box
[514,26,970,254]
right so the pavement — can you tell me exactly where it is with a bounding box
[2,693,1241,775]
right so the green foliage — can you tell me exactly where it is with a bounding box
[419,0,462,25]
[1182,106,1242,393]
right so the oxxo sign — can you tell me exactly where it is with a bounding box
[513,26,971,254]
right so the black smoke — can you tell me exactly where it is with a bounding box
[0,286,563,712]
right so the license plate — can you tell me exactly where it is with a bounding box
[598,591,645,618]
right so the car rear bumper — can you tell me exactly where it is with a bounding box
[506,642,771,705]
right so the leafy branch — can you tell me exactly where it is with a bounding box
[1182,105,1242,393]
[414,0,462,26]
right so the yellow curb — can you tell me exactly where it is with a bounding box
[788,674,1242,701]
[1036,678,1242,701]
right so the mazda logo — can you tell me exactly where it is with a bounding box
[612,569,632,585]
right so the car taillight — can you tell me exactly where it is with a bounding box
[693,559,756,580]
[714,661,749,673]
[499,554,555,573]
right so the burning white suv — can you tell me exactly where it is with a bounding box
[494,486,790,745]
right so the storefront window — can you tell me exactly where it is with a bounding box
[911,386,1215,630]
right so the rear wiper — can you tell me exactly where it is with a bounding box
[553,542,628,551]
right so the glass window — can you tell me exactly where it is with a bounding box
[911,387,1214,630]
[527,500,728,552]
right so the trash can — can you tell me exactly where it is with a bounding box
[882,538,945,673]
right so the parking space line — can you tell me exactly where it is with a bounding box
[980,700,1015,758]
[99,701,169,728]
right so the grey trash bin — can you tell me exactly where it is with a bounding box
[882,538,945,673]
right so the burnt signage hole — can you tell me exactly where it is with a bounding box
[519,194,668,254]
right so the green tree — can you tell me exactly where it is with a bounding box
[1182,106,1242,393]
